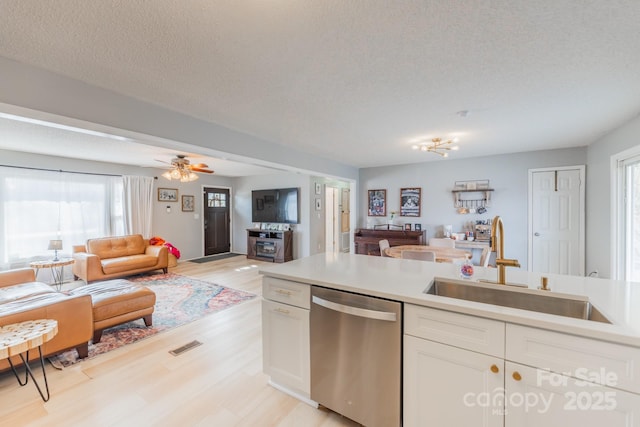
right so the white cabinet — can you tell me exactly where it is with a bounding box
[505,362,640,426]
[262,277,310,399]
[404,304,640,426]
[404,305,505,427]
[404,335,504,427]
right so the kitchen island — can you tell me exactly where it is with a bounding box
[259,253,640,426]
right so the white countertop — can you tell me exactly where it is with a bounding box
[259,252,640,348]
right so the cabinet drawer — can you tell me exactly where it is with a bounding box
[263,276,310,309]
[405,304,505,358]
[506,324,640,394]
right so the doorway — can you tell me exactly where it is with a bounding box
[324,185,351,253]
[203,187,231,256]
[528,166,585,275]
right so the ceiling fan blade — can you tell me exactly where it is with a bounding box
[190,163,209,168]
[190,167,214,174]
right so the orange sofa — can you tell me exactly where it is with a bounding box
[72,234,168,283]
[0,268,93,369]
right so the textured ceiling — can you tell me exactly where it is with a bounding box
[0,0,639,169]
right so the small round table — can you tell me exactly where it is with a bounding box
[30,258,75,290]
[0,319,58,402]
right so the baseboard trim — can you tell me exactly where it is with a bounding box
[267,379,318,408]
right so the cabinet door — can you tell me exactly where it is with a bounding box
[404,335,504,427]
[505,362,640,426]
[262,299,310,395]
[247,236,257,258]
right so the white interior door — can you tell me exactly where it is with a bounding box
[529,166,585,275]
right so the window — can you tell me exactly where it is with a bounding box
[613,146,640,280]
[0,167,123,268]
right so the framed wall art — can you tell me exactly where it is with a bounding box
[400,187,421,217]
[368,189,386,216]
[182,195,195,212]
[158,188,178,202]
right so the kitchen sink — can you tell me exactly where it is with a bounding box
[424,277,611,323]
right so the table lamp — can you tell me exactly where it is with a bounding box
[48,239,63,261]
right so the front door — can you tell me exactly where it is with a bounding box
[529,166,585,275]
[203,187,230,256]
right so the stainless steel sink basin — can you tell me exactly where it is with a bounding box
[424,277,611,323]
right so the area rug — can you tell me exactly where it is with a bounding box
[49,273,256,368]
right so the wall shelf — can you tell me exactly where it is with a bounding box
[452,181,494,214]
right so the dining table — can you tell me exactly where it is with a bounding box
[384,245,472,263]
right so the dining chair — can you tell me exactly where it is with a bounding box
[402,250,436,262]
[379,239,391,257]
[428,237,456,248]
[479,246,492,267]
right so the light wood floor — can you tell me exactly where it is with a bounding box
[0,257,359,427]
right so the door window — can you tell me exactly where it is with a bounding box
[207,192,227,208]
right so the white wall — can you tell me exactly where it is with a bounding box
[359,148,587,270]
[586,114,640,279]
[232,173,310,259]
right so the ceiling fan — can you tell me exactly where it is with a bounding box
[159,154,214,182]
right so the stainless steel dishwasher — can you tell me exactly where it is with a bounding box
[310,286,402,427]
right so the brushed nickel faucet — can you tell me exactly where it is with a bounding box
[491,215,520,284]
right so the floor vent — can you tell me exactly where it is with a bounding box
[169,340,202,356]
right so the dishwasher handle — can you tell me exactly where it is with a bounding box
[312,295,397,322]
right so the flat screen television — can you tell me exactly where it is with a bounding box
[252,187,300,224]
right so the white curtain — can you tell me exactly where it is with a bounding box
[122,175,154,238]
[0,167,123,269]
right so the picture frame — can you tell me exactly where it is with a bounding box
[368,189,386,216]
[315,182,322,195]
[404,223,412,231]
[414,224,422,231]
[181,195,195,212]
[400,187,421,217]
[315,198,322,211]
[158,188,178,202]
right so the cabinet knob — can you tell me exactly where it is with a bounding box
[512,371,522,381]
[274,308,290,315]
[490,364,499,373]
[275,289,293,296]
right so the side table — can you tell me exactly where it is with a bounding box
[30,258,75,291]
[0,319,58,402]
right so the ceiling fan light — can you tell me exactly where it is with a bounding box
[170,169,181,179]
[161,170,173,180]
[188,172,199,181]
[451,146,459,151]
